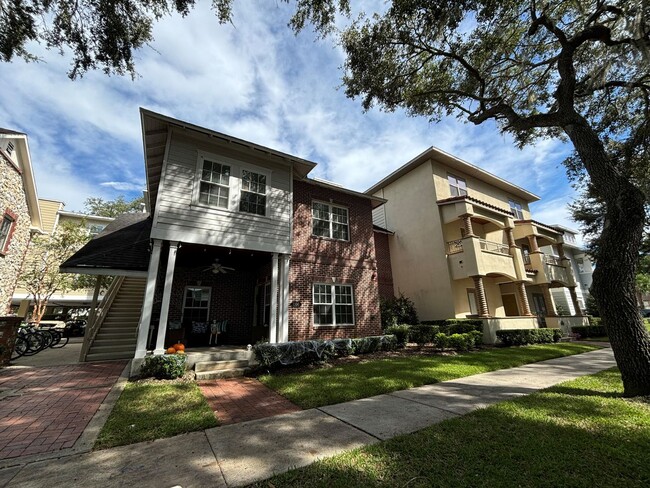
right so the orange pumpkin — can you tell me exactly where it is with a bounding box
[166,347,176,354]
[173,343,185,351]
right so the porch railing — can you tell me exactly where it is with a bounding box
[447,239,464,255]
[545,254,563,266]
[479,239,510,255]
[80,275,124,362]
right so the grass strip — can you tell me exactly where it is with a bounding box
[259,343,599,409]
[95,380,218,450]
[257,368,650,488]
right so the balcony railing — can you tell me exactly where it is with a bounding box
[523,253,531,265]
[447,239,464,255]
[545,254,563,266]
[479,239,510,255]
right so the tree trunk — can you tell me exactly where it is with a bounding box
[565,120,650,396]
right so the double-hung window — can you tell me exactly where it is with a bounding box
[509,199,524,220]
[182,286,211,323]
[313,283,354,326]
[239,170,267,216]
[448,174,467,197]
[0,211,16,255]
[312,202,349,240]
[199,158,231,209]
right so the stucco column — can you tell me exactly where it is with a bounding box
[269,253,279,343]
[557,243,566,260]
[462,214,475,236]
[472,275,490,317]
[569,287,583,316]
[154,241,179,355]
[527,235,541,253]
[540,283,558,317]
[517,282,533,316]
[135,240,163,359]
[506,228,516,248]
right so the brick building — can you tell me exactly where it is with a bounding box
[61,110,387,365]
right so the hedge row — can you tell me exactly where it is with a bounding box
[385,320,483,347]
[496,328,563,346]
[385,324,483,351]
[253,335,398,368]
[571,325,607,338]
[419,319,484,334]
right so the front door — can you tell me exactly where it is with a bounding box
[532,293,547,327]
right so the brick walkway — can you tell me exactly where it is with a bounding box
[199,377,301,425]
[0,361,126,460]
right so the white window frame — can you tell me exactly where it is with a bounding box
[238,167,269,217]
[448,174,467,197]
[509,199,524,220]
[312,201,350,241]
[312,283,355,327]
[193,151,270,217]
[181,286,211,323]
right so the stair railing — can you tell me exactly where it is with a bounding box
[80,275,125,361]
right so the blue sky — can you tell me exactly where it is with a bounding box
[0,2,580,233]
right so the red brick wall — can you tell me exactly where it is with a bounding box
[373,230,395,300]
[289,180,382,340]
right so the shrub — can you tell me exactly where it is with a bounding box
[409,324,440,347]
[140,354,187,379]
[380,293,419,328]
[571,325,607,338]
[496,328,563,346]
[253,335,397,368]
[420,319,483,335]
[433,330,483,350]
[385,325,410,347]
[588,317,603,327]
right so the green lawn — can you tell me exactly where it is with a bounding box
[259,343,599,409]
[255,368,650,488]
[95,380,218,450]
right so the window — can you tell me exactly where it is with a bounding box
[509,199,524,220]
[313,283,354,326]
[467,289,478,316]
[312,202,349,240]
[199,159,230,209]
[0,211,16,254]
[182,286,211,323]
[564,232,576,244]
[448,174,467,197]
[88,224,106,236]
[239,170,267,216]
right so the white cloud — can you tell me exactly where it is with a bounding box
[100,181,145,192]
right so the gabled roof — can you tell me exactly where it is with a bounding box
[140,108,318,213]
[301,177,386,208]
[0,131,42,231]
[60,213,151,276]
[366,146,540,202]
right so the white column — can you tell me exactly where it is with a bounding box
[279,254,290,342]
[154,241,179,355]
[135,240,162,359]
[270,253,279,343]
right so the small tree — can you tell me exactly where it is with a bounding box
[380,293,419,328]
[19,221,90,323]
[84,195,144,217]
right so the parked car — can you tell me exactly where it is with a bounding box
[640,309,650,318]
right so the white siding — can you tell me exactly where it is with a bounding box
[372,205,387,229]
[151,130,292,253]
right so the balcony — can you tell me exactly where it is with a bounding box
[446,237,519,280]
[525,252,575,286]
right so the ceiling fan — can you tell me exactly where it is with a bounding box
[203,258,235,274]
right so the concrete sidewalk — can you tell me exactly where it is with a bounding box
[0,347,616,488]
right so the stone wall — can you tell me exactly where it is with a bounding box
[0,157,31,314]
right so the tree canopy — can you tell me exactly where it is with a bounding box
[84,195,144,217]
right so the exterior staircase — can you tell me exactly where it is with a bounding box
[188,348,255,380]
[84,276,146,361]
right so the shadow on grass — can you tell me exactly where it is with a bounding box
[254,369,650,488]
